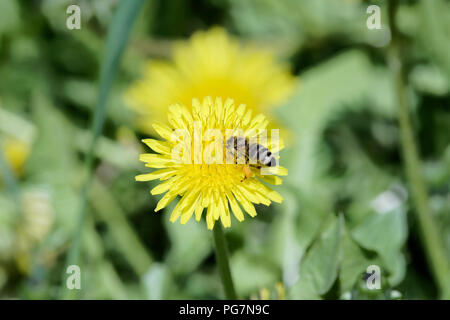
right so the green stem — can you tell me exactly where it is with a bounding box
[213,224,237,299]
[388,0,450,298]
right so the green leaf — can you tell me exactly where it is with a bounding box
[142,263,177,300]
[352,208,407,256]
[289,215,342,299]
[26,93,79,232]
[339,223,371,293]
[410,64,449,95]
[280,50,374,190]
[231,250,279,297]
[164,215,212,276]
[0,0,20,35]
[352,208,408,286]
[267,187,326,287]
[420,0,450,83]
[383,249,407,286]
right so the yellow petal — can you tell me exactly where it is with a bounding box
[236,184,261,204]
[142,139,172,154]
[206,206,215,230]
[252,181,283,203]
[195,202,204,221]
[135,168,176,181]
[265,166,288,176]
[218,195,231,228]
[268,190,283,203]
[150,179,175,195]
[155,191,177,212]
[180,194,200,224]
[258,175,283,185]
[233,189,257,217]
[226,191,244,222]
[169,198,185,222]
[139,154,173,167]
[268,138,285,153]
[254,191,271,206]
[152,121,174,141]
[168,104,188,129]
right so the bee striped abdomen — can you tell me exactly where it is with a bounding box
[226,136,248,161]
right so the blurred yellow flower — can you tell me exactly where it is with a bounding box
[251,282,286,300]
[126,27,295,134]
[136,97,287,229]
[1,136,29,178]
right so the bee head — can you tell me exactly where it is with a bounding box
[268,157,277,167]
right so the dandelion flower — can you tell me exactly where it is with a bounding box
[136,97,287,229]
[126,27,295,134]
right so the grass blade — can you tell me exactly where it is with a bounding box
[62,0,145,299]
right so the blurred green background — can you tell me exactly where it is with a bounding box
[0,0,449,300]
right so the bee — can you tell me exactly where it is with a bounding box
[226,136,276,181]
